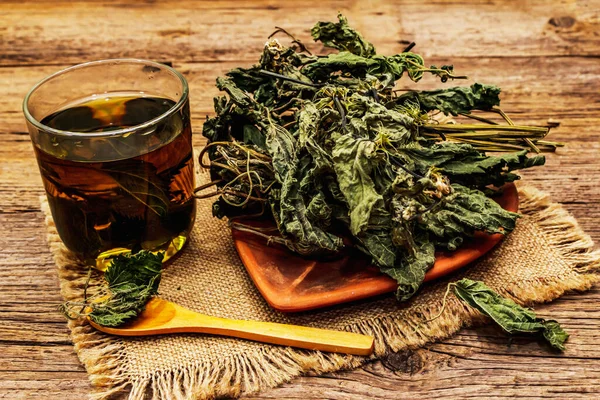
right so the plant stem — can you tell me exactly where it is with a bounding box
[425,123,549,134]
[259,70,322,88]
[402,42,416,53]
[333,96,347,129]
[459,112,499,125]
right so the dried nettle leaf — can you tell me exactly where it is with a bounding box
[311,13,376,57]
[453,279,569,351]
[268,122,344,255]
[332,134,385,235]
[394,83,501,116]
[60,251,163,327]
[200,14,557,301]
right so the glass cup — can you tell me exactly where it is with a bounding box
[23,59,196,269]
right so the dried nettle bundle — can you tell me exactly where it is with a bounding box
[199,14,559,301]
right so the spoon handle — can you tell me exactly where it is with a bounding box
[186,313,374,356]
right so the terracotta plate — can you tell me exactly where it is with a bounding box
[232,183,519,312]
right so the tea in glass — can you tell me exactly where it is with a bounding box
[24,60,196,268]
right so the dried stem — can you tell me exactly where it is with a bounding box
[259,70,323,88]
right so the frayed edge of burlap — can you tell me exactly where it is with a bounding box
[41,196,131,399]
[517,185,600,275]
[42,183,600,400]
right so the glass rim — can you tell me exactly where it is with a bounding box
[22,58,189,138]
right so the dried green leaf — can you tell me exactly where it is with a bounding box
[89,251,163,327]
[104,251,163,294]
[60,251,164,327]
[394,83,501,115]
[311,13,376,57]
[396,142,481,173]
[303,52,419,83]
[395,144,545,188]
[332,134,385,235]
[419,184,519,245]
[226,67,268,93]
[381,236,435,301]
[453,279,569,351]
[356,229,397,268]
[542,321,569,351]
[265,123,297,182]
[216,77,253,108]
[440,149,546,188]
[267,123,343,255]
[243,124,267,150]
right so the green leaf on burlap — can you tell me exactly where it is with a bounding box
[59,251,164,327]
[453,279,569,351]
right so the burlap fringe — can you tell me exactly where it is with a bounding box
[518,186,600,275]
[42,184,600,400]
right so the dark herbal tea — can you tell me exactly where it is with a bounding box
[35,94,196,268]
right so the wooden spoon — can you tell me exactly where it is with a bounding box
[88,297,374,356]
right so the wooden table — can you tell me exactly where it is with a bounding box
[1,1,599,398]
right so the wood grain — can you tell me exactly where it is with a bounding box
[1,0,599,399]
[1,0,599,66]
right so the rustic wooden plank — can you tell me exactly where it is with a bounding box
[0,0,599,67]
[0,372,91,400]
[0,345,84,372]
[3,349,600,400]
[245,357,600,399]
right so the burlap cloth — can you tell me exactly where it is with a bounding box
[41,161,600,400]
